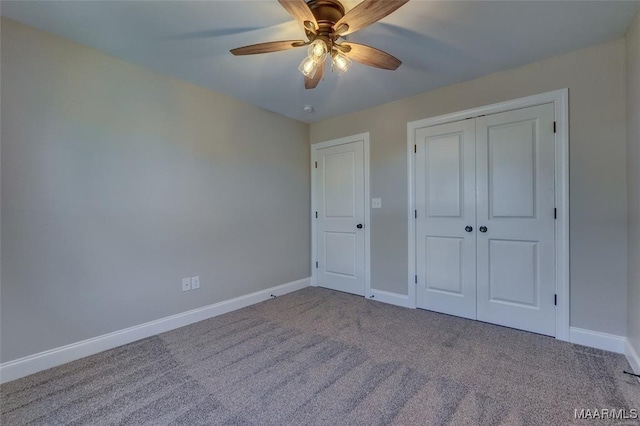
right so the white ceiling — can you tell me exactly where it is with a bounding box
[2,0,638,123]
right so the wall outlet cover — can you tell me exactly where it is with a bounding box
[371,198,382,209]
[191,276,200,290]
[182,277,191,292]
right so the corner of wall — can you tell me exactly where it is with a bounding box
[626,9,640,370]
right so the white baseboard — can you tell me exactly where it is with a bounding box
[569,327,626,354]
[369,289,411,308]
[625,339,640,379]
[0,277,310,384]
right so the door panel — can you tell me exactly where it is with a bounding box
[489,120,536,218]
[415,120,476,319]
[476,103,556,336]
[324,152,356,217]
[316,141,365,296]
[488,240,538,306]
[325,232,357,277]
[427,135,463,217]
[425,236,463,294]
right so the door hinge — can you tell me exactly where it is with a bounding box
[553,121,556,133]
[414,275,418,284]
[315,261,318,269]
[315,211,318,219]
[414,144,417,153]
[554,208,557,219]
[554,294,557,306]
[315,161,318,168]
[414,210,417,219]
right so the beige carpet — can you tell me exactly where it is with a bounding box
[2,287,639,425]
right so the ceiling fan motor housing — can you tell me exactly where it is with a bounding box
[307,0,346,35]
[307,0,345,21]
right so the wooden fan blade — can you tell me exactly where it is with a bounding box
[342,42,401,70]
[305,61,325,89]
[334,0,409,36]
[278,0,318,32]
[230,40,306,55]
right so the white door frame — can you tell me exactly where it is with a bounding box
[407,89,570,341]
[311,133,371,298]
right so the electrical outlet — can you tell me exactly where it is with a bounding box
[371,198,382,209]
[182,277,191,292]
[191,276,200,290]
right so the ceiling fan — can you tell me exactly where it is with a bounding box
[230,0,409,89]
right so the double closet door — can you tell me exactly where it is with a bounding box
[415,103,556,336]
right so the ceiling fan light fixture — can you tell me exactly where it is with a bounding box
[298,56,319,78]
[308,39,328,62]
[332,50,352,74]
[231,0,408,89]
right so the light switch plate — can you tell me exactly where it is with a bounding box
[371,198,382,209]
[191,276,200,290]
[182,277,191,292]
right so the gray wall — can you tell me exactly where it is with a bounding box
[627,11,640,357]
[0,19,310,363]
[311,39,628,336]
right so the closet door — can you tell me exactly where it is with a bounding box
[475,103,556,336]
[415,120,477,319]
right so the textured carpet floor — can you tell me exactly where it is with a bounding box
[2,287,639,425]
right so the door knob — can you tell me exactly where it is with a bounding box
[465,226,473,232]
[479,226,488,233]
[356,224,363,229]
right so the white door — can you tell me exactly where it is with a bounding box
[413,103,556,336]
[315,140,366,296]
[415,120,477,319]
[476,104,556,336]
